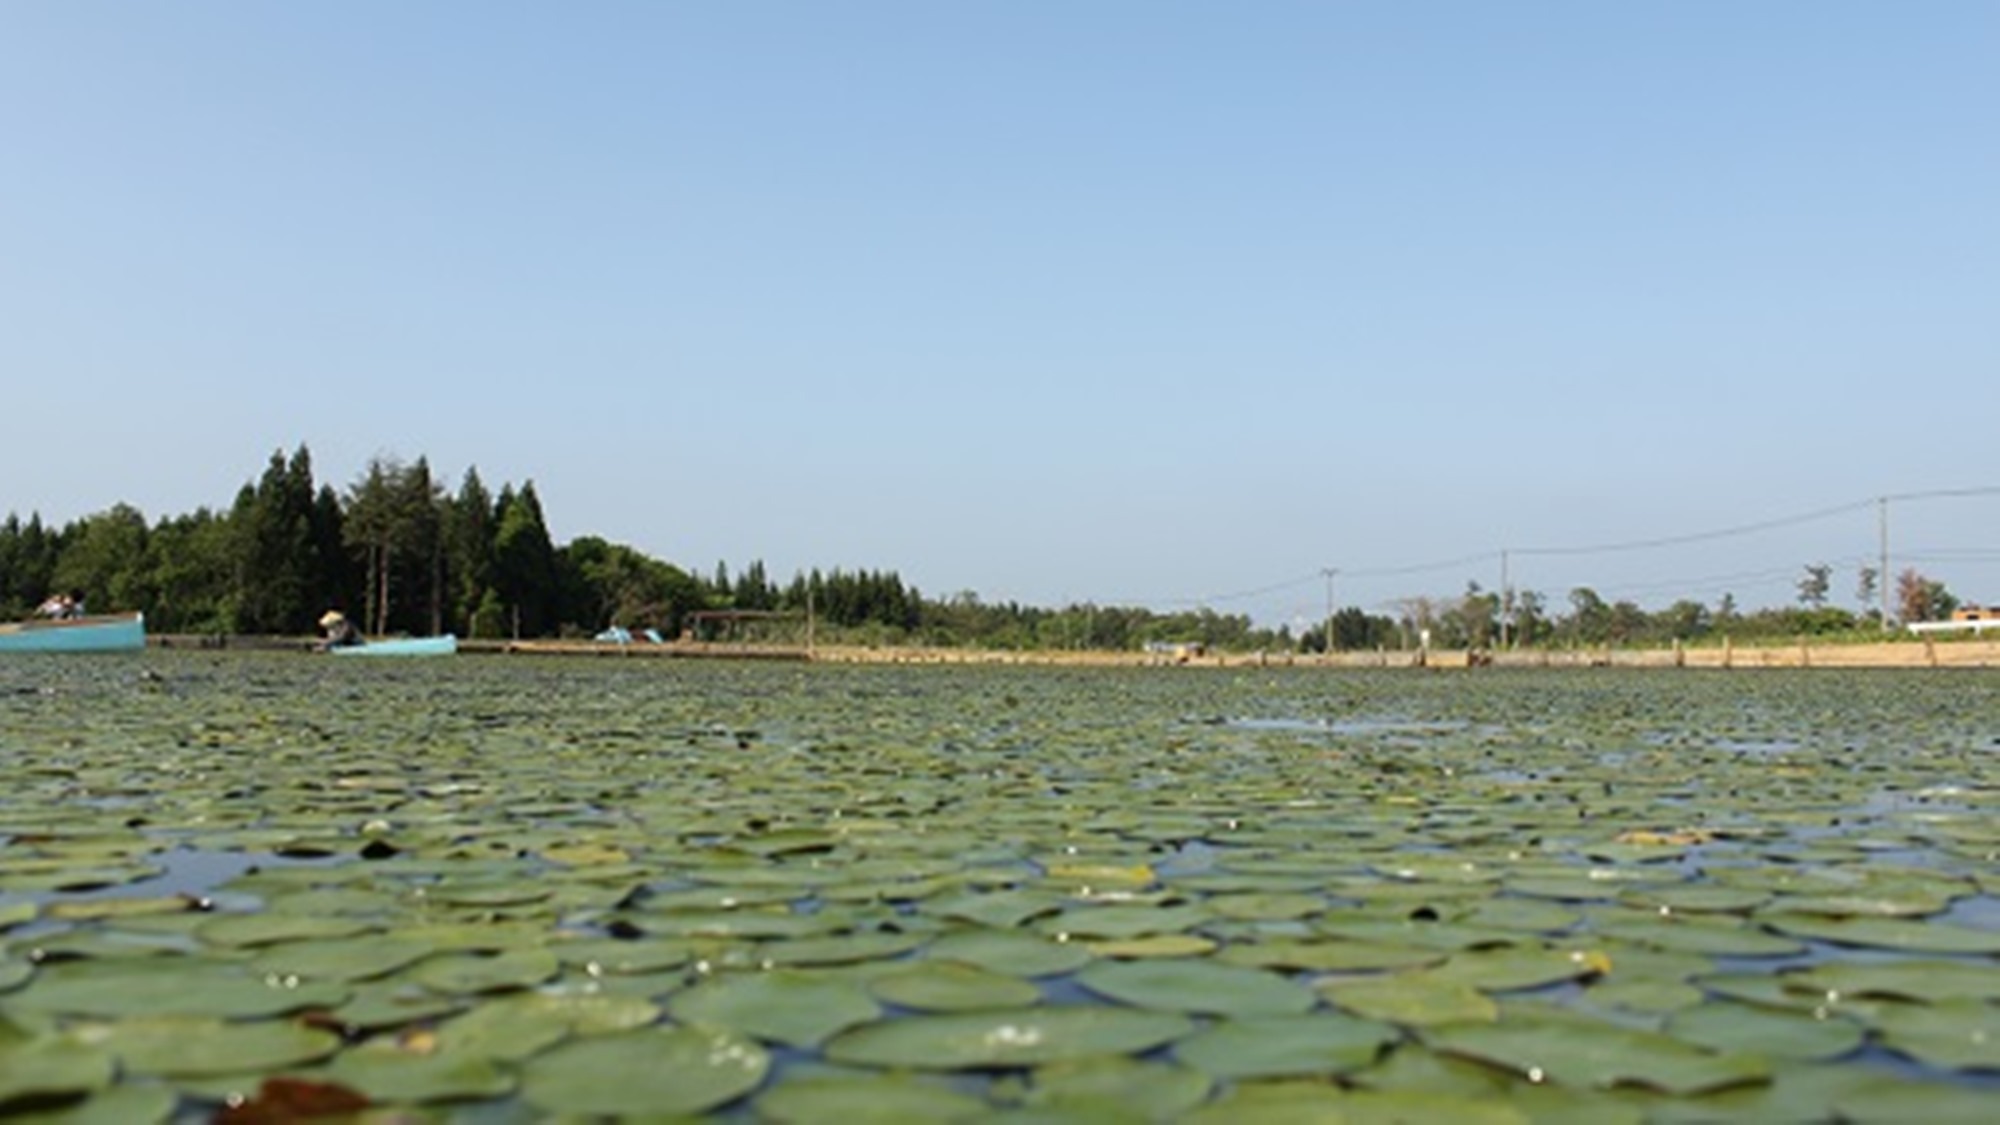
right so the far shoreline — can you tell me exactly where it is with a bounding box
[147,634,2000,670]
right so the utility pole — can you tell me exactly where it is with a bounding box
[1499,549,1511,649]
[1321,568,1338,660]
[1879,496,1891,630]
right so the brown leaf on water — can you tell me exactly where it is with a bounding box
[212,1076,370,1124]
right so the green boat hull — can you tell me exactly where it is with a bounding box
[0,614,147,653]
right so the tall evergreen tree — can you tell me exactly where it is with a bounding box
[491,481,558,637]
[229,446,319,633]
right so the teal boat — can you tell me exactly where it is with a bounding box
[0,613,146,653]
[332,634,458,657]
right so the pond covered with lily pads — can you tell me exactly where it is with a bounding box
[2,654,1998,1122]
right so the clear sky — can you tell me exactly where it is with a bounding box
[4,2,1995,628]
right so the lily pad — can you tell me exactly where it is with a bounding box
[1077,958,1316,1017]
[1872,1000,2000,1071]
[77,1015,341,1077]
[1665,1002,1865,1062]
[1017,1056,1212,1119]
[521,1026,769,1117]
[1321,973,1499,1026]
[669,969,882,1047]
[7,960,348,1019]
[825,1007,1194,1069]
[924,930,1093,977]
[1173,1014,1398,1078]
[408,947,560,994]
[0,1027,114,1107]
[325,1038,516,1103]
[1427,1008,1770,1093]
[1789,960,2000,1004]
[869,961,1043,1011]
[1758,915,2000,954]
[755,1072,992,1123]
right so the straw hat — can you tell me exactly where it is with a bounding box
[319,610,346,627]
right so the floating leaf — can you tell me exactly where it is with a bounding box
[1084,934,1218,958]
[1039,904,1212,940]
[1174,1014,1398,1079]
[758,930,927,967]
[1789,960,2000,1004]
[250,935,437,982]
[924,930,1093,977]
[1872,1000,2000,1071]
[669,969,881,1047]
[868,961,1042,1011]
[825,1008,1194,1069]
[521,1026,768,1117]
[78,1015,340,1077]
[1665,1002,1864,1062]
[1321,973,1499,1026]
[7,961,348,1019]
[755,1072,991,1123]
[1077,959,1316,1017]
[1427,1009,1770,1094]
[408,947,560,994]
[325,1038,515,1103]
[1759,915,2000,954]
[0,1028,114,1106]
[1018,1056,1212,1119]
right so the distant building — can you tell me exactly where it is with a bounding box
[1908,605,2000,635]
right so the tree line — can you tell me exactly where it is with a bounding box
[0,445,1969,651]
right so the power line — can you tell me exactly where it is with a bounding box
[1138,486,2000,616]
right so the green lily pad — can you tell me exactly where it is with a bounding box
[1321,973,1499,1026]
[1018,1056,1212,1119]
[1621,886,1771,914]
[1207,893,1328,921]
[330,980,467,1032]
[755,1072,992,1123]
[0,1027,114,1106]
[1174,1014,1398,1078]
[669,969,882,1047]
[924,930,1093,977]
[521,1026,769,1116]
[408,947,560,994]
[869,960,1043,1011]
[437,989,662,1060]
[825,1007,1194,1069]
[550,937,695,976]
[1789,960,2000,1003]
[1873,999,2000,1070]
[1759,915,2000,954]
[0,1082,177,1124]
[1343,1089,1535,1124]
[1076,958,1316,1017]
[1427,1008,1771,1093]
[758,930,928,967]
[7,960,348,1019]
[250,935,438,982]
[196,913,373,948]
[1665,1001,1865,1061]
[1217,939,1446,972]
[1038,904,1212,940]
[77,1014,341,1077]
[326,1038,516,1102]
[1179,1077,1351,1124]
[1428,946,1611,992]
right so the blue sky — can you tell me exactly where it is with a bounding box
[4,2,1995,628]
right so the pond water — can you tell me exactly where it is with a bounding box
[2,654,1997,1121]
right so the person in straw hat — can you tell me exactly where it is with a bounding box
[317,609,361,651]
